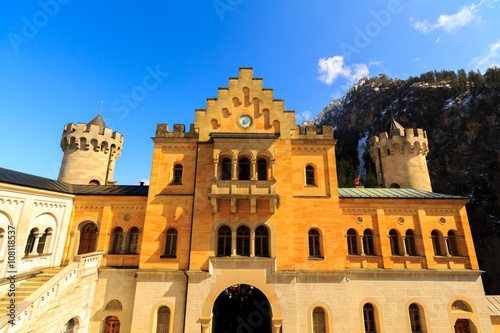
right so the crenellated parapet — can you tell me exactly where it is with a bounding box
[154,123,199,138]
[369,127,428,161]
[60,122,123,159]
[294,125,335,140]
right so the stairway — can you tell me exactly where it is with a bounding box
[0,267,64,317]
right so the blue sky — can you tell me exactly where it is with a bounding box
[1,0,499,184]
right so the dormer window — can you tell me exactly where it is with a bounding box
[173,164,183,184]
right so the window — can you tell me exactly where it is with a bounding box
[63,318,76,333]
[257,158,267,180]
[389,229,400,255]
[89,179,100,185]
[164,228,177,257]
[447,230,458,256]
[111,227,124,254]
[308,229,322,257]
[78,223,98,255]
[127,227,140,254]
[312,307,326,333]
[405,230,417,256]
[37,228,52,254]
[363,229,374,255]
[25,229,37,256]
[238,157,251,180]
[255,226,269,257]
[173,164,183,184]
[217,225,232,256]
[347,229,358,255]
[157,306,170,333]
[431,230,442,256]
[236,226,250,256]
[409,304,423,333]
[104,316,120,333]
[306,165,315,186]
[363,303,377,333]
[221,158,232,180]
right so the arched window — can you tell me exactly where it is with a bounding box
[431,230,443,256]
[105,299,123,310]
[238,157,251,180]
[127,227,140,254]
[363,303,377,333]
[104,316,120,333]
[25,229,37,256]
[164,228,177,257]
[308,229,321,258]
[255,226,269,257]
[173,164,183,184]
[78,223,98,255]
[89,179,100,185]
[312,307,326,333]
[389,229,400,255]
[409,303,423,333]
[217,225,232,256]
[157,306,170,333]
[236,226,250,256]
[257,158,268,181]
[405,230,417,256]
[62,318,76,333]
[447,230,458,256]
[111,227,124,254]
[305,165,315,186]
[347,229,358,255]
[37,228,52,254]
[221,158,232,180]
[363,229,374,255]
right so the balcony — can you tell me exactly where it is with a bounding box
[208,180,279,213]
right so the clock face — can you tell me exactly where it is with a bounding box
[239,115,252,128]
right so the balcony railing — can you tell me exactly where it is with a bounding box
[208,180,279,213]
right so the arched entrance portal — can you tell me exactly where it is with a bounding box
[212,284,272,333]
[78,223,98,254]
[454,319,471,333]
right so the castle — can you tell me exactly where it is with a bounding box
[0,68,499,332]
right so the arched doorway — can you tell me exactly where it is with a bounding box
[104,316,120,333]
[78,223,98,254]
[212,284,272,333]
[61,318,77,333]
[454,319,471,333]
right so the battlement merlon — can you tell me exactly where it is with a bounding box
[369,128,429,157]
[292,125,335,140]
[154,123,199,139]
[62,123,123,142]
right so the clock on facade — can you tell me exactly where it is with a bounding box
[239,115,252,128]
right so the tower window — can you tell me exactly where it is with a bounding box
[89,179,100,185]
[173,164,183,184]
[257,158,267,180]
[164,228,177,257]
[157,306,171,333]
[236,226,250,256]
[306,165,315,186]
[389,229,400,255]
[217,225,232,256]
[308,229,322,258]
[347,229,358,255]
[312,307,326,333]
[363,229,374,255]
[255,226,269,257]
[238,157,251,180]
[221,158,232,180]
[363,303,377,333]
[409,304,423,333]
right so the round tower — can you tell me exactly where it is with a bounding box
[57,115,123,185]
[369,119,432,192]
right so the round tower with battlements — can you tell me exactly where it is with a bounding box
[57,115,123,185]
[369,119,432,192]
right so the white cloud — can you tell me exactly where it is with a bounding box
[410,1,494,33]
[412,57,420,63]
[435,37,441,43]
[296,111,313,122]
[317,56,369,85]
[468,41,500,71]
[369,59,384,67]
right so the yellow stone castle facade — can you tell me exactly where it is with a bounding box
[0,68,499,332]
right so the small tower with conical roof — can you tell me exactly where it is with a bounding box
[57,115,123,185]
[369,119,432,192]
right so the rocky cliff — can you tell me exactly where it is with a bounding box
[307,70,500,294]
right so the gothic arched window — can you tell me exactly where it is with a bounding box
[255,225,269,257]
[217,225,231,256]
[236,226,250,256]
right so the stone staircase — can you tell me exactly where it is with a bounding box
[0,267,64,318]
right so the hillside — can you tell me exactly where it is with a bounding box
[307,68,500,294]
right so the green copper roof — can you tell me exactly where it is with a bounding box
[338,188,466,200]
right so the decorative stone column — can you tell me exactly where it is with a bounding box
[270,160,275,180]
[251,158,257,180]
[272,318,283,333]
[359,235,365,256]
[250,230,255,257]
[200,318,211,333]
[213,159,219,180]
[30,233,42,256]
[444,237,451,257]
[402,236,409,257]
[232,158,238,180]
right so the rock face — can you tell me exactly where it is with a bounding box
[308,74,500,294]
